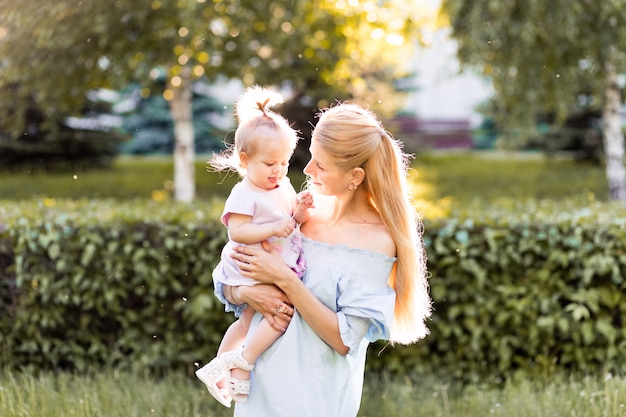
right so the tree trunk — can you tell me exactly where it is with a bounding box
[602,47,626,203]
[170,71,195,203]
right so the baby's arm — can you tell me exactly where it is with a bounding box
[293,191,314,224]
[228,213,295,244]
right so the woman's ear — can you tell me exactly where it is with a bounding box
[351,167,365,187]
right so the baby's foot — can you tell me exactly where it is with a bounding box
[195,357,232,407]
[219,349,255,403]
[230,367,251,403]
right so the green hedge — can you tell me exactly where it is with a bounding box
[1,199,626,381]
[369,205,626,381]
[0,199,231,374]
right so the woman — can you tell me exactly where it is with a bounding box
[215,102,432,417]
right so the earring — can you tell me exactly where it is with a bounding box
[348,183,357,191]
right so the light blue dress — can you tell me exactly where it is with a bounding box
[215,237,396,417]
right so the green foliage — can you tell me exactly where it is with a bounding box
[0,108,127,172]
[368,205,626,381]
[0,129,127,172]
[2,198,626,382]
[0,200,231,373]
[0,0,419,136]
[441,0,626,129]
[524,109,603,162]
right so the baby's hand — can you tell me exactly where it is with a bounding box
[296,191,315,210]
[272,218,296,238]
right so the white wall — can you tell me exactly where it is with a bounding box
[404,28,493,128]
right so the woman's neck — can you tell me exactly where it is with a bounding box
[320,191,378,226]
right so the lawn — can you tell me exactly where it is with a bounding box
[0,151,609,205]
[1,369,624,417]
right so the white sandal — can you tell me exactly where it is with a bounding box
[219,349,255,403]
[195,357,232,407]
[228,377,251,403]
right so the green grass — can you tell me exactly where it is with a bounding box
[415,151,608,203]
[1,370,624,417]
[361,372,626,417]
[0,155,306,201]
[0,152,609,205]
[0,370,231,417]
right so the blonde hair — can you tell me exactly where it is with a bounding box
[312,103,432,344]
[209,86,299,176]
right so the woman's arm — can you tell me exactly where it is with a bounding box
[232,243,350,355]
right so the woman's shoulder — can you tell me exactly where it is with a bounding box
[361,223,395,258]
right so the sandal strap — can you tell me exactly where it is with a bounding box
[229,377,251,395]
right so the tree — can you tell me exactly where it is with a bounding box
[0,0,428,201]
[116,81,227,155]
[441,0,626,202]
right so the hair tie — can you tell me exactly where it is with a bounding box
[257,98,271,117]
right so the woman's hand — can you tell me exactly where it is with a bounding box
[231,241,297,286]
[231,242,300,332]
[233,242,348,355]
[233,284,294,332]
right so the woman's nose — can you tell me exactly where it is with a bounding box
[303,160,313,174]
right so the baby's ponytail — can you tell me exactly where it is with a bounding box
[235,86,284,124]
[208,86,298,176]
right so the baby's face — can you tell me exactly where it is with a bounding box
[244,134,293,190]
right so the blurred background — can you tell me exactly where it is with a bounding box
[2,0,622,204]
[2,1,626,416]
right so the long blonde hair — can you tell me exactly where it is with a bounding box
[312,103,432,344]
[209,86,299,176]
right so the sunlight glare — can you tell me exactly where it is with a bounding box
[386,33,404,46]
[193,65,204,77]
[170,76,182,87]
[370,28,384,40]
